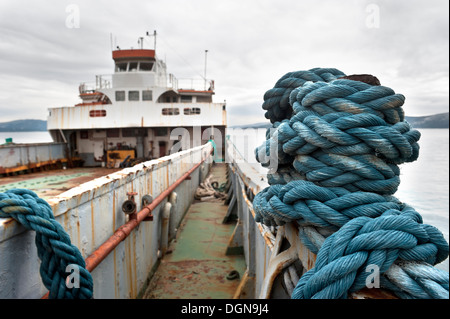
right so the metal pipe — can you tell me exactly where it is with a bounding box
[42,148,211,298]
[84,155,208,272]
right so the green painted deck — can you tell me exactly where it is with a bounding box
[142,163,246,299]
[0,167,121,199]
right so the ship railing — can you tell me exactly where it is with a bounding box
[79,75,112,94]
[168,74,215,92]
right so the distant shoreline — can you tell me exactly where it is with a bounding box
[1,112,448,131]
[230,112,449,129]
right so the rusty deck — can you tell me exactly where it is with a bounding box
[142,163,246,299]
[0,167,121,199]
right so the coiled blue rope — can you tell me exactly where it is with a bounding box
[253,68,449,299]
[0,189,93,298]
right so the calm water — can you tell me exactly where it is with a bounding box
[2,129,449,271]
[228,128,449,272]
[0,131,53,144]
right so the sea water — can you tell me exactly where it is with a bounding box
[227,128,449,272]
[0,131,53,144]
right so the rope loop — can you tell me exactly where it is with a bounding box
[0,189,93,299]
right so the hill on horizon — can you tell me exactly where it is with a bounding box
[231,112,449,129]
[1,112,448,131]
[0,119,47,132]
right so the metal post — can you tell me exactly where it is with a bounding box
[204,50,208,90]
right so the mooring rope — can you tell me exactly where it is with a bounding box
[253,68,449,299]
[0,189,93,298]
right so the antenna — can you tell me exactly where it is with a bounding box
[146,30,157,51]
[204,50,208,90]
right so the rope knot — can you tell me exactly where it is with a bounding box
[253,68,449,299]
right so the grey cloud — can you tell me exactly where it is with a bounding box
[0,0,448,123]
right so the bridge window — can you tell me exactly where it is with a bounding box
[116,63,127,72]
[129,62,138,72]
[139,62,154,71]
[116,91,125,101]
[142,90,153,101]
[162,108,179,115]
[129,91,139,101]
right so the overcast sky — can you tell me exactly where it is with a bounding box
[0,0,448,126]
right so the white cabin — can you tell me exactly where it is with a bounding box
[47,48,227,167]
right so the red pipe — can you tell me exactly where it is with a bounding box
[42,148,212,298]
[84,156,208,272]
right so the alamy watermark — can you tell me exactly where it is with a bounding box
[365,264,380,288]
[65,4,80,29]
[365,3,380,29]
[65,264,80,289]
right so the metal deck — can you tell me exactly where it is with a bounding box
[0,167,121,199]
[143,163,246,299]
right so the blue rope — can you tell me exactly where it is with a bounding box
[253,68,449,299]
[0,189,93,298]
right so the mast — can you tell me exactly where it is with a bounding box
[146,30,157,51]
[204,49,208,90]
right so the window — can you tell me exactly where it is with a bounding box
[116,91,125,101]
[184,107,201,115]
[129,62,138,71]
[142,90,153,101]
[162,108,179,115]
[129,91,139,101]
[139,62,154,71]
[89,110,107,117]
[107,129,120,138]
[180,95,192,102]
[116,63,127,72]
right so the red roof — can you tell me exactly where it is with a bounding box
[112,49,155,60]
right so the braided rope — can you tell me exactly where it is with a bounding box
[262,68,346,123]
[0,189,93,298]
[253,68,449,299]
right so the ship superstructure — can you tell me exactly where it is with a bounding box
[47,40,226,167]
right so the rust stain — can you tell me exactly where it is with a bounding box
[112,190,116,231]
[166,167,169,188]
[76,217,81,250]
[1,218,16,230]
[306,250,317,270]
[63,211,69,236]
[91,200,95,247]
[351,287,398,299]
